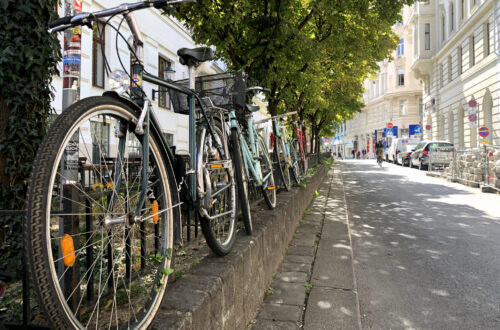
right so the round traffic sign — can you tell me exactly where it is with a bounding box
[468,99,477,108]
[468,113,477,122]
[425,125,432,131]
[478,126,490,138]
[387,122,393,129]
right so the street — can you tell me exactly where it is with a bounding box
[342,160,500,329]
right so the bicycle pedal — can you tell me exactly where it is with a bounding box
[206,160,231,169]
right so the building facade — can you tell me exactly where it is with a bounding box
[52,0,223,155]
[344,6,424,158]
[410,0,500,148]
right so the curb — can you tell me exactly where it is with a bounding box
[150,165,329,330]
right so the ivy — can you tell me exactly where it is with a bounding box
[0,0,60,280]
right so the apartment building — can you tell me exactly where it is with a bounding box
[52,0,223,155]
[410,0,499,148]
[344,6,424,157]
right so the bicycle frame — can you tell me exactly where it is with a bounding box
[229,111,272,187]
[96,5,225,223]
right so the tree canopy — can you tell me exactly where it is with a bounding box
[171,0,414,149]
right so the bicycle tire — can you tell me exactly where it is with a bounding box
[274,136,291,191]
[290,139,301,184]
[25,96,176,329]
[199,119,237,255]
[258,135,277,209]
[230,128,252,235]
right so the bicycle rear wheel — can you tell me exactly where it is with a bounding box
[230,128,252,235]
[199,119,237,255]
[257,134,277,209]
[290,139,301,184]
[25,96,176,329]
[274,136,291,191]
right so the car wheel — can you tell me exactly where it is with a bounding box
[419,159,427,171]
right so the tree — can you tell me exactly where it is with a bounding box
[0,0,60,278]
[171,0,413,146]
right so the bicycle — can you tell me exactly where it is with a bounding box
[256,111,301,190]
[226,86,277,234]
[291,119,309,176]
[26,1,237,328]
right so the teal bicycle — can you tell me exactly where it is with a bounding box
[227,85,277,235]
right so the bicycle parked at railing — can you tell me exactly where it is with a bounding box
[256,111,301,190]
[228,85,277,235]
[26,1,238,328]
[291,118,309,176]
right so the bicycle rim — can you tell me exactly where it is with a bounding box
[199,120,237,255]
[258,135,276,209]
[26,97,174,329]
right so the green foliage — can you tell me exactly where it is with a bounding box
[170,0,414,149]
[265,287,275,295]
[0,0,60,280]
[304,282,314,294]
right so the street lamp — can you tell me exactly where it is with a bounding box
[163,61,176,81]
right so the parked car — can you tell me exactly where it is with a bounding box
[387,138,421,164]
[396,142,419,166]
[410,141,454,170]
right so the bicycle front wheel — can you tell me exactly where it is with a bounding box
[274,136,291,191]
[258,135,277,209]
[25,96,175,329]
[199,119,237,255]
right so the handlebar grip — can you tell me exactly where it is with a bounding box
[49,16,73,28]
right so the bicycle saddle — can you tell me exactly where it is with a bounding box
[246,104,260,112]
[177,47,214,66]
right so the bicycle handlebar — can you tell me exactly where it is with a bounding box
[48,0,196,33]
[246,86,271,94]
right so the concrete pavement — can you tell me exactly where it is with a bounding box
[250,164,361,329]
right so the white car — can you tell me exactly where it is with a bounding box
[387,138,421,164]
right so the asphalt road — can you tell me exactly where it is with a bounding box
[341,159,500,330]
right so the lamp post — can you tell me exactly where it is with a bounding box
[163,61,176,81]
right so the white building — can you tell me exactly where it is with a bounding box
[410,0,500,148]
[344,6,424,158]
[52,0,223,155]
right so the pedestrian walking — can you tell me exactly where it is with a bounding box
[351,149,355,159]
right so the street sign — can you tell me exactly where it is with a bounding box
[468,99,477,108]
[478,126,490,138]
[425,125,432,131]
[468,113,477,122]
[387,122,394,129]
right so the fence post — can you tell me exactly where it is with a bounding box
[484,144,489,186]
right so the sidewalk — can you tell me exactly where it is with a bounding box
[250,163,361,329]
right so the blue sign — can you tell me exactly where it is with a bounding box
[409,124,421,136]
[383,126,398,138]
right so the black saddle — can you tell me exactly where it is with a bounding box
[246,104,260,112]
[177,47,214,66]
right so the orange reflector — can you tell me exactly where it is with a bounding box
[60,234,76,267]
[210,164,223,168]
[152,200,159,224]
[267,186,276,190]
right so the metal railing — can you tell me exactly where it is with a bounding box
[429,144,500,192]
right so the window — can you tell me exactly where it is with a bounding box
[440,63,444,88]
[158,56,172,109]
[425,23,431,50]
[92,22,105,88]
[397,69,405,86]
[400,99,408,116]
[484,22,490,57]
[450,3,454,31]
[396,9,404,26]
[461,0,465,20]
[448,55,452,82]
[163,132,174,146]
[469,35,475,68]
[397,39,404,56]
[457,46,463,74]
[442,15,446,41]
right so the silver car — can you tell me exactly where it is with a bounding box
[410,141,454,170]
